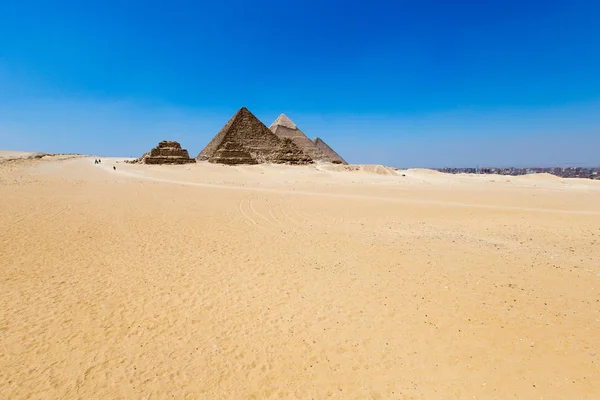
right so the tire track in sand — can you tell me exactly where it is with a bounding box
[276,198,303,228]
[237,199,257,226]
[249,198,280,229]
[237,198,272,232]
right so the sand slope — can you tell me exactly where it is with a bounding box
[1,156,599,399]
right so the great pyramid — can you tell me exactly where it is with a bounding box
[269,114,329,162]
[129,141,196,164]
[197,107,312,165]
[314,137,347,165]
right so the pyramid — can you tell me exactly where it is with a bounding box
[197,107,312,165]
[129,141,196,164]
[210,141,258,165]
[314,137,347,165]
[269,114,329,162]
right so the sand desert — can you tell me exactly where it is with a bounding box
[1,151,599,399]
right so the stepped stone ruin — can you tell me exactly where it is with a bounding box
[314,137,347,165]
[197,107,312,165]
[128,141,196,164]
[269,114,330,162]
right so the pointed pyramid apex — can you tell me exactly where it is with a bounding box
[237,106,251,115]
[270,113,297,130]
[231,106,260,122]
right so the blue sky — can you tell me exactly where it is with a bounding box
[1,0,599,167]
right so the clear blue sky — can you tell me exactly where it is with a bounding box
[1,0,599,167]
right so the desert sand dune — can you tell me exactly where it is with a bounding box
[404,167,442,175]
[1,155,599,399]
[318,163,399,176]
[0,150,37,159]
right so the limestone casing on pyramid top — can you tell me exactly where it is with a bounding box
[269,113,297,130]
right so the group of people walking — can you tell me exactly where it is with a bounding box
[94,158,116,170]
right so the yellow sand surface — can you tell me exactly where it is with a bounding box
[1,152,599,399]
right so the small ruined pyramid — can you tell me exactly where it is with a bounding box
[197,107,312,165]
[131,140,195,164]
[269,114,328,162]
[314,137,347,165]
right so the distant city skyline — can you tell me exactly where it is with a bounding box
[1,1,599,168]
[435,166,600,180]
